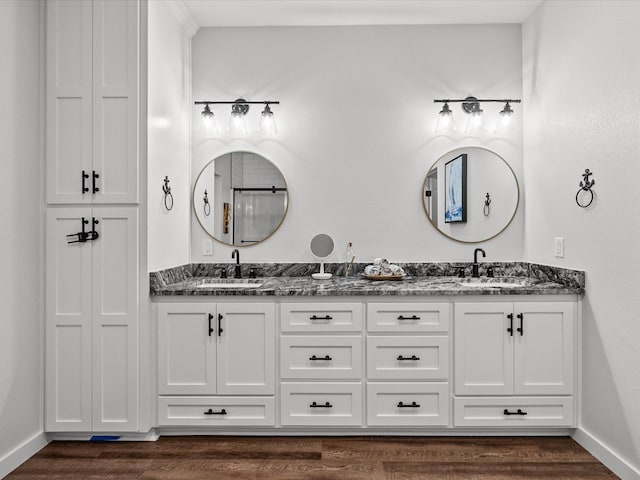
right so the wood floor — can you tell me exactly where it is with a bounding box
[7,436,618,480]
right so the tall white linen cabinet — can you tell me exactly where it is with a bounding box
[44,0,144,433]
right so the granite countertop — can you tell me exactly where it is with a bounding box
[151,273,584,297]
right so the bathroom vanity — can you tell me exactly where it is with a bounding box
[151,263,583,435]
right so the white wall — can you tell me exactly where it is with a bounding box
[0,0,47,476]
[147,0,192,271]
[523,1,640,476]
[190,25,524,264]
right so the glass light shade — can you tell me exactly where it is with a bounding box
[495,103,515,132]
[229,111,248,135]
[258,105,278,134]
[435,103,455,134]
[465,109,486,134]
[201,105,219,134]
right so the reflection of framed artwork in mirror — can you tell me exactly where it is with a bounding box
[223,202,230,234]
[444,154,467,223]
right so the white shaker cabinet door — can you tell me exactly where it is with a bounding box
[158,304,217,395]
[91,207,139,430]
[217,304,275,395]
[45,208,93,431]
[454,303,514,396]
[513,302,575,395]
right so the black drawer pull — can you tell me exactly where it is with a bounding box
[398,401,420,408]
[309,355,332,361]
[507,313,514,336]
[310,315,333,321]
[310,401,332,409]
[208,314,214,336]
[503,408,527,416]
[397,315,420,321]
[397,355,420,361]
[516,313,524,336]
[218,313,223,336]
[204,408,227,416]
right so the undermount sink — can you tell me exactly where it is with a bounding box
[458,278,529,288]
[197,279,264,289]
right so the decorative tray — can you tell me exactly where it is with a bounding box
[363,274,406,281]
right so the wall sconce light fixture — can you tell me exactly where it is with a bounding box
[195,99,280,135]
[434,96,521,134]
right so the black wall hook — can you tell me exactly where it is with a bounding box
[576,169,595,208]
[203,189,210,216]
[162,176,174,211]
[484,192,491,216]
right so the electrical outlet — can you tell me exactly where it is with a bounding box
[202,238,213,256]
[554,237,565,258]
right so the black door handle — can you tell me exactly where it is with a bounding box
[204,408,227,416]
[397,315,420,321]
[397,355,420,361]
[503,408,527,416]
[507,313,514,336]
[397,401,420,408]
[82,170,90,193]
[309,315,332,321]
[92,170,100,193]
[208,314,214,336]
[309,355,332,361]
[309,401,332,409]
[218,313,223,336]
[516,313,524,336]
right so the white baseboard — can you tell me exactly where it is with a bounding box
[47,430,159,442]
[573,427,640,480]
[0,431,49,479]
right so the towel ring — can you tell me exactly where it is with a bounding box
[483,192,491,217]
[576,169,595,208]
[162,176,173,211]
[203,190,210,216]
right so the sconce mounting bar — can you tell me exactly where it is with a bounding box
[434,99,521,103]
[195,101,280,105]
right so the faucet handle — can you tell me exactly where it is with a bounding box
[456,267,466,278]
[220,268,227,279]
[249,267,257,279]
[487,266,495,278]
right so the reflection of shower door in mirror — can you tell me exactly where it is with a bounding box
[233,189,287,244]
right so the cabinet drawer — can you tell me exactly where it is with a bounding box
[281,303,362,332]
[367,303,450,332]
[281,336,362,380]
[367,336,449,380]
[158,396,275,427]
[280,382,362,426]
[367,383,449,426]
[453,396,575,427]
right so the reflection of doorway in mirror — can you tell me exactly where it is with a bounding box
[426,170,439,228]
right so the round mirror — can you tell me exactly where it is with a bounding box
[193,151,288,246]
[309,233,334,280]
[422,147,519,243]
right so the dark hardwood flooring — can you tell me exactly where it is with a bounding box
[6,436,619,479]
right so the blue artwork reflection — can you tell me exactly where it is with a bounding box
[445,154,466,223]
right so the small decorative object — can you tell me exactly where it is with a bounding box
[223,202,230,233]
[363,258,406,280]
[576,169,595,208]
[484,192,491,217]
[445,154,467,223]
[310,233,335,280]
[162,176,173,211]
[203,190,210,216]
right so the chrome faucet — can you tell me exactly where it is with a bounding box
[231,249,242,278]
[472,248,486,278]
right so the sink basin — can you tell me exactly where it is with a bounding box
[458,278,529,288]
[197,279,263,289]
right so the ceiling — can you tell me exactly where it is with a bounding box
[181,0,544,28]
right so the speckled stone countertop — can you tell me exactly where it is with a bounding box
[150,262,585,297]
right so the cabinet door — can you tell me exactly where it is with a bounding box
[91,207,139,430]
[46,0,93,204]
[92,0,139,203]
[45,208,93,431]
[217,304,275,395]
[158,304,217,395]
[514,302,575,395]
[454,303,514,395]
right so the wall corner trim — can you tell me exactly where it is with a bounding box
[573,427,640,480]
[0,431,49,478]
[165,0,199,37]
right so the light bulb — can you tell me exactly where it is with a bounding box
[201,104,219,134]
[435,102,455,134]
[496,102,514,132]
[258,104,278,134]
[228,103,248,135]
[465,108,486,134]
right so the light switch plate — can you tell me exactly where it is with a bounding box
[554,237,565,258]
[202,238,213,256]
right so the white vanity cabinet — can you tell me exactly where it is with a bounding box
[365,303,451,427]
[46,0,139,204]
[157,303,276,427]
[453,301,576,427]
